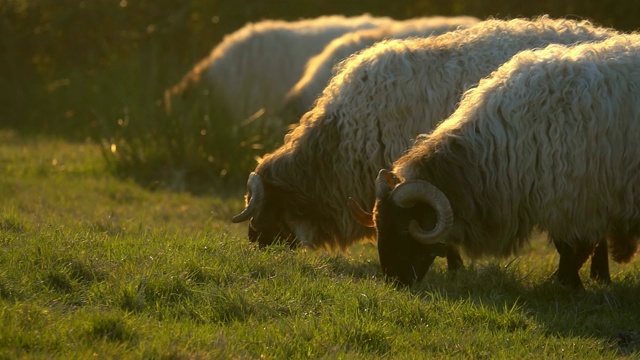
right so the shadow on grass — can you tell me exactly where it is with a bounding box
[236,229,640,356]
[408,261,640,356]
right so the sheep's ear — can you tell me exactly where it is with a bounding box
[376,169,399,199]
[379,169,398,188]
[347,198,374,227]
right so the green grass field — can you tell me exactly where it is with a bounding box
[1,130,639,359]
[2,1,640,358]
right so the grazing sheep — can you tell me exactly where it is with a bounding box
[164,14,393,122]
[231,16,619,261]
[373,34,640,288]
[278,16,480,124]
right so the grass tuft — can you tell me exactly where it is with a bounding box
[0,275,15,301]
[119,285,146,314]
[0,214,25,233]
[87,314,138,344]
[44,270,75,294]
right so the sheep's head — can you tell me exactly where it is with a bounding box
[232,172,298,248]
[372,169,453,286]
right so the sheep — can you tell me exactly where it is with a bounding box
[372,34,640,289]
[277,16,480,124]
[231,17,619,263]
[163,14,393,123]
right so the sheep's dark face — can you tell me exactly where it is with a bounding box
[234,163,340,249]
[247,184,298,249]
[248,218,296,248]
[232,173,299,249]
[374,191,447,286]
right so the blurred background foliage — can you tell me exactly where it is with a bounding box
[2,0,640,191]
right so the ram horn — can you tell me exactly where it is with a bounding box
[231,172,265,223]
[391,180,453,244]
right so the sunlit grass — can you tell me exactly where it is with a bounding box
[0,131,638,358]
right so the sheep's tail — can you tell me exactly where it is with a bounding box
[164,57,212,114]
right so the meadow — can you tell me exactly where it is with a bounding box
[2,1,640,358]
[2,130,639,358]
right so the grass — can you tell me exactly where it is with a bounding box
[0,130,639,359]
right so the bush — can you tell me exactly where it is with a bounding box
[3,0,639,191]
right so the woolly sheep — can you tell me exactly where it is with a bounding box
[231,17,619,259]
[164,14,393,123]
[372,34,640,288]
[278,16,480,124]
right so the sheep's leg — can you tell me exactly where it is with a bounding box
[552,239,592,290]
[589,239,611,284]
[446,246,464,271]
[248,226,259,243]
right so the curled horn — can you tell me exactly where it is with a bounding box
[375,169,398,199]
[391,180,453,244]
[231,172,265,223]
